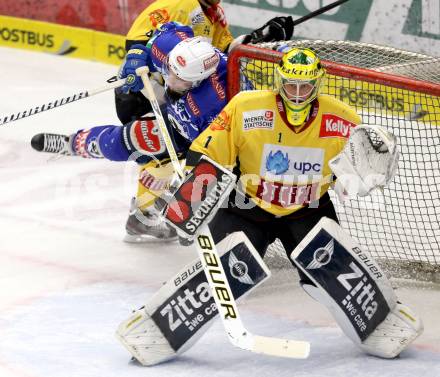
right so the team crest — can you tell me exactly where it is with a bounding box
[209,110,230,131]
[149,9,170,27]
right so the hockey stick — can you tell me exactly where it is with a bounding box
[292,0,350,27]
[136,66,310,359]
[0,76,125,126]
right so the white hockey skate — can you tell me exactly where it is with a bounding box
[124,198,177,243]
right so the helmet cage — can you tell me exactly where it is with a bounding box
[276,72,322,107]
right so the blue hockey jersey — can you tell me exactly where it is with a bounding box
[149,22,228,141]
[69,22,228,164]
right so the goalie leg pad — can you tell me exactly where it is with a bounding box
[116,231,270,366]
[360,302,423,358]
[291,217,422,358]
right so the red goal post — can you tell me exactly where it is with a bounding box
[228,44,440,99]
[226,41,440,282]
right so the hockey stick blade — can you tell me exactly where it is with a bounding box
[252,335,310,359]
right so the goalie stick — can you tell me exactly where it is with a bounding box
[136,66,310,359]
[0,76,125,126]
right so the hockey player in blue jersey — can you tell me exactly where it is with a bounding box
[31,22,228,241]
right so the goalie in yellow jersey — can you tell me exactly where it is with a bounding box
[165,47,422,359]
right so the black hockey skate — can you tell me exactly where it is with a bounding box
[31,133,73,155]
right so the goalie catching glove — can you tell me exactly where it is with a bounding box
[329,124,399,199]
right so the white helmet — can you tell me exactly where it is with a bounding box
[167,37,220,84]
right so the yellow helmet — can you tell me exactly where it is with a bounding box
[276,48,324,126]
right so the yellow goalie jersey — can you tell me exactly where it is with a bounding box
[126,0,234,52]
[189,90,362,216]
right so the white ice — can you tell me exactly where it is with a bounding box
[0,47,439,377]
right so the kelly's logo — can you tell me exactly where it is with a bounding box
[319,114,356,138]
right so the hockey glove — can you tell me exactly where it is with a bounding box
[119,44,150,94]
[243,16,294,44]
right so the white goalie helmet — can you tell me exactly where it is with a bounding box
[166,37,220,93]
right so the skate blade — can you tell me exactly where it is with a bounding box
[123,233,178,244]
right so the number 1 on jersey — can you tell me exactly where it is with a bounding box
[204,136,213,148]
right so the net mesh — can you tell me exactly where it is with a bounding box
[228,40,440,281]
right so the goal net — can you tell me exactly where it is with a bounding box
[227,40,440,282]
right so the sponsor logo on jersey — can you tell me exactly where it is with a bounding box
[191,10,205,25]
[176,31,191,41]
[132,119,165,154]
[320,114,356,138]
[256,179,320,207]
[139,170,170,191]
[261,145,324,177]
[209,73,226,101]
[266,150,289,175]
[187,93,201,116]
[203,53,220,71]
[151,44,167,65]
[243,110,275,131]
[209,110,230,131]
[148,9,170,27]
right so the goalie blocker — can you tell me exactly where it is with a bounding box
[291,217,423,358]
[164,155,236,240]
[116,232,270,365]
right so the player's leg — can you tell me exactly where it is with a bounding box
[125,128,191,243]
[289,217,423,358]
[30,115,170,163]
[208,191,277,257]
[277,193,338,284]
[125,160,178,242]
[116,231,271,365]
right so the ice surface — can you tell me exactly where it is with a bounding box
[0,47,439,377]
